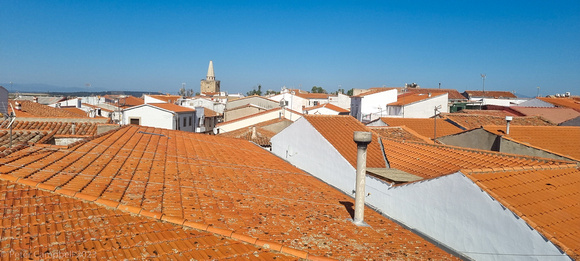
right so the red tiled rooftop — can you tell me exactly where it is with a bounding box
[381,138,572,179]
[305,115,386,169]
[0,130,52,148]
[465,165,580,258]
[62,107,88,117]
[538,97,580,112]
[442,114,554,129]
[405,88,466,100]
[0,125,456,260]
[509,107,580,124]
[218,126,276,146]
[463,90,518,99]
[9,100,89,118]
[483,125,580,161]
[388,92,447,106]
[0,120,98,136]
[369,126,432,143]
[0,178,295,260]
[379,117,464,139]
[294,92,330,99]
[147,94,182,103]
[148,103,195,113]
[352,88,396,97]
[303,103,349,113]
[455,109,519,117]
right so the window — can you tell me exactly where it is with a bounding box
[183,117,186,127]
[130,118,140,125]
[189,116,192,126]
[313,101,319,106]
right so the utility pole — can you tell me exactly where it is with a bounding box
[480,74,486,94]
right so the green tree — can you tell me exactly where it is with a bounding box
[311,86,327,94]
[346,88,354,96]
[246,84,262,96]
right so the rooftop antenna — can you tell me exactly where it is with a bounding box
[537,86,540,97]
[480,74,486,94]
[6,104,16,148]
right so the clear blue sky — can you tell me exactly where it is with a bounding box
[1,0,579,97]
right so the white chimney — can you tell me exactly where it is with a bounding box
[505,116,513,135]
[250,126,257,140]
[71,123,76,135]
[352,131,372,226]
[33,97,38,103]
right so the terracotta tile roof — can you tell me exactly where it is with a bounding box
[381,138,572,180]
[305,115,386,168]
[62,107,88,117]
[218,126,276,146]
[352,88,396,98]
[148,103,195,113]
[147,94,182,103]
[369,126,432,143]
[0,178,294,260]
[116,96,145,108]
[465,165,580,258]
[303,103,349,113]
[9,100,89,118]
[405,88,466,100]
[0,125,455,260]
[0,120,98,136]
[510,107,580,124]
[538,97,580,112]
[379,117,464,139]
[463,90,518,99]
[0,130,52,148]
[483,125,580,161]
[216,108,302,127]
[203,107,219,117]
[294,92,329,99]
[455,109,519,117]
[442,114,554,129]
[82,103,114,113]
[388,92,447,106]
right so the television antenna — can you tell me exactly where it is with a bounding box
[480,74,486,94]
[5,104,17,148]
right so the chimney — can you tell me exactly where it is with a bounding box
[428,92,431,97]
[505,116,513,135]
[33,97,38,103]
[250,126,257,140]
[15,102,21,110]
[352,131,372,226]
[77,98,82,108]
[71,123,76,135]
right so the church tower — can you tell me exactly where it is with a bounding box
[200,61,221,94]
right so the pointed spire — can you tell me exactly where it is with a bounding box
[206,61,215,81]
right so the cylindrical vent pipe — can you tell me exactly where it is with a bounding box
[353,131,372,226]
[505,116,513,135]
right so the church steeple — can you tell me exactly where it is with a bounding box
[206,61,215,81]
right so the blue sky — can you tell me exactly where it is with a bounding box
[1,0,579,97]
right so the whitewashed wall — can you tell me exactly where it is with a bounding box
[402,93,449,118]
[271,117,358,196]
[123,105,174,129]
[217,109,300,133]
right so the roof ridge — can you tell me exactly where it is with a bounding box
[461,163,578,175]
[0,174,334,261]
[380,136,574,165]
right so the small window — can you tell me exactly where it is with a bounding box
[130,118,140,125]
[189,116,192,126]
[313,101,319,106]
[183,117,186,127]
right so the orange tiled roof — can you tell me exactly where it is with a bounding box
[370,126,432,143]
[62,107,88,117]
[203,107,219,117]
[379,117,464,139]
[9,100,89,118]
[303,103,349,113]
[0,178,295,260]
[219,126,276,146]
[147,94,182,103]
[0,120,98,136]
[405,88,466,100]
[117,95,145,108]
[463,90,518,99]
[483,125,580,161]
[538,97,580,112]
[148,103,195,113]
[216,107,302,127]
[305,115,386,168]
[442,114,554,129]
[352,88,396,97]
[455,109,519,117]
[381,138,572,179]
[82,103,114,112]
[0,125,455,260]
[294,92,329,99]
[465,165,580,258]
[388,92,447,106]
[0,130,52,149]
[510,107,580,124]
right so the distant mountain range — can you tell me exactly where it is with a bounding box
[0,83,163,97]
